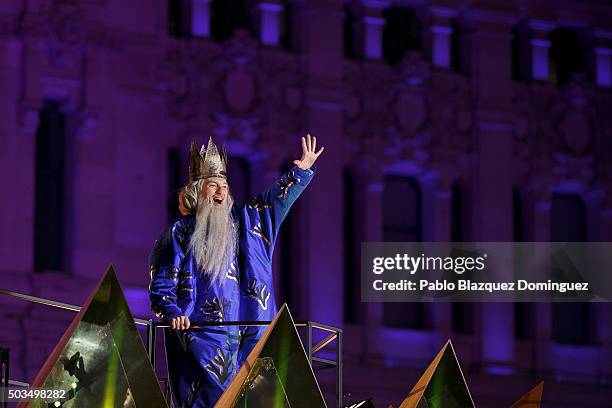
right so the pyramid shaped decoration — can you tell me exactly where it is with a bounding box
[398,340,475,408]
[510,382,544,408]
[19,266,167,408]
[343,398,376,408]
[215,304,326,408]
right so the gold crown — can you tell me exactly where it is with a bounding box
[189,137,228,182]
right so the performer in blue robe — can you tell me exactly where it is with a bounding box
[149,135,324,407]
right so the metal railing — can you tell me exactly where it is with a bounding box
[0,289,343,407]
[0,347,8,408]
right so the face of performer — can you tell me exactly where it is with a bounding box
[202,177,229,208]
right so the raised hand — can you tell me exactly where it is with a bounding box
[293,134,324,170]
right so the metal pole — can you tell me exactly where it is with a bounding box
[0,290,150,326]
[307,321,312,367]
[153,320,272,328]
[2,347,9,408]
[147,319,156,369]
[336,330,342,408]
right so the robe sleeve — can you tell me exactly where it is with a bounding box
[148,220,190,320]
[244,165,315,251]
[236,166,314,364]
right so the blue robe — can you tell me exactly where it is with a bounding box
[149,166,314,407]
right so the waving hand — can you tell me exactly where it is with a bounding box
[293,134,324,170]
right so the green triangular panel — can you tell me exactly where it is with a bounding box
[233,357,290,407]
[217,305,326,408]
[398,341,474,408]
[421,344,474,408]
[21,266,167,408]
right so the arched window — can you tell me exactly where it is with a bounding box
[551,193,593,345]
[280,0,293,51]
[382,175,426,328]
[211,0,252,42]
[512,188,524,242]
[451,181,463,242]
[511,25,532,81]
[343,168,360,323]
[343,3,355,59]
[382,7,422,65]
[34,101,66,272]
[512,187,535,340]
[450,182,473,334]
[550,29,586,86]
[226,156,251,205]
[450,18,463,72]
[167,0,190,38]
[513,188,534,339]
[167,148,183,222]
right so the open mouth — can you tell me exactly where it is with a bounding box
[213,197,223,205]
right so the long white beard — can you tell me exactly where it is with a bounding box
[188,195,237,285]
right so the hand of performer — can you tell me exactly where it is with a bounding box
[293,133,324,170]
[171,315,190,330]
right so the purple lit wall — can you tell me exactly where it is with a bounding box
[0,1,612,407]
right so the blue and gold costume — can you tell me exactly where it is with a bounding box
[149,165,314,407]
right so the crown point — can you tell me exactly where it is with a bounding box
[188,137,228,182]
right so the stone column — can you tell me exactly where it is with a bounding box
[602,198,612,382]
[421,172,453,339]
[259,1,283,46]
[582,190,611,380]
[430,7,457,69]
[0,36,33,272]
[475,121,516,375]
[0,34,32,383]
[526,186,553,375]
[293,0,345,327]
[594,31,612,88]
[361,1,388,59]
[594,47,612,88]
[360,168,385,332]
[346,161,384,360]
[595,191,612,381]
[528,20,555,81]
[465,6,517,374]
[191,0,212,37]
[602,192,612,246]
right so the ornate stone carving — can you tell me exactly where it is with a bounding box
[427,73,474,157]
[344,62,398,143]
[224,29,258,65]
[33,0,86,66]
[511,74,612,192]
[512,84,560,170]
[224,68,256,113]
[559,76,593,155]
[212,113,259,143]
[399,51,430,88]
[159,29,304,150]
[19,108,40,135]
[344,53,474,176]
[52,10,83,48]
[394,91,427,132]
[561,109,591,154]
[158,48,208,120]
[592,94,612,184]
